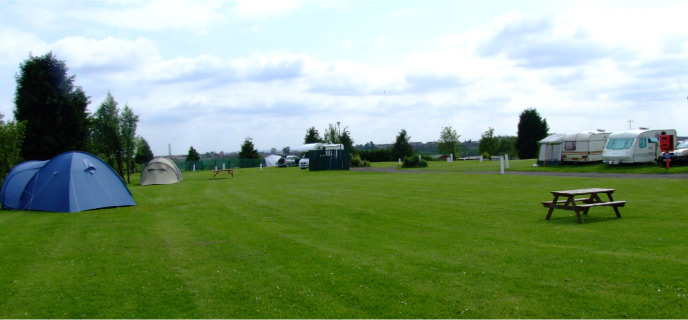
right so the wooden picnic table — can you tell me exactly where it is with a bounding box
[213,169,234,178]
[542,188,626,223]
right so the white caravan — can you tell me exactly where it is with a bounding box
[296,143,344,169]
[561,130,612,163]
[602,129,677,164]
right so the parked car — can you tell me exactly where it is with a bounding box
[277,155,300,167]
[659,140,688,165]
[298,154,309,169]
[285,155,300,167]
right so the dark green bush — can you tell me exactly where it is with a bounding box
[350,156,361,167]
[350,155,371,167]
[402,154,428,168]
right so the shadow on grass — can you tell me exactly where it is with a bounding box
[543,214,623,225]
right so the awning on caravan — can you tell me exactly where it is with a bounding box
[537,134,565,166]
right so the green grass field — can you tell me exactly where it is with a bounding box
[0,162,687,318]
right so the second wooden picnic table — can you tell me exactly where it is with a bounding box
[542,188,626,223]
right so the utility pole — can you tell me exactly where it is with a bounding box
[628,120,633,130]
[337,121,341,141]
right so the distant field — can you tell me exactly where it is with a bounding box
[0,166,686,318]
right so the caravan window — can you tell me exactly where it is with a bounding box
[639,138,647,148]
[606,138,635,150]
[564,141,576,151]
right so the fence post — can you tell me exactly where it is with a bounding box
[398,158,401,166]
[480,155,483,162]
[500,157,505,175]
[193,164,195,172]
[505,154,509,169]
[260,163,263,171]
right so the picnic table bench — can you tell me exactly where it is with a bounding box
[213,169,234,178]
[542,188,626,223]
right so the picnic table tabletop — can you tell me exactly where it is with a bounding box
[550,188,615,196]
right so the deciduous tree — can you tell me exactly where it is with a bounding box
[91,92,124,176]
[437,125,461,159]
[479,127,498,158]
[134,136,154,165]
[120,105,139,183]
[0,112,26,185]
[339,127,357,156]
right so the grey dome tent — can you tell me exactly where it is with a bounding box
[140,157,183,185]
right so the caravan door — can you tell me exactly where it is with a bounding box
[633,135,658,163]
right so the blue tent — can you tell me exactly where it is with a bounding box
[1,151,136,212]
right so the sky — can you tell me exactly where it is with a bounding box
[1,0,687,156]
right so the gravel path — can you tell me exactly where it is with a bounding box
[351,166,688,179]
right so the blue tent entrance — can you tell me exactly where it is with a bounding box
[1,151,136,212]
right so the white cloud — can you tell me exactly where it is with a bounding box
[0,25,48,66]
[52,36,159,72]
[75,0,225,31]
[233,0,303,19]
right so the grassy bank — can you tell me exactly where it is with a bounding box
[0,167,686,318]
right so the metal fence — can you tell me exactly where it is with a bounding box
[308,150,350,171]
[172,158,263,171]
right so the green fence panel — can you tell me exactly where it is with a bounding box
[308,150,350,171]
[172,158,263,171]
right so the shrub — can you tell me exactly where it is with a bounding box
[350,156,361,167]
[350,155,371,167]
[402,154,428,168]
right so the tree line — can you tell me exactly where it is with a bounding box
[0,52,154,185]
[303,109,548,163]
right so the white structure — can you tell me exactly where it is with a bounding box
[602,129,677,164]
[561,130,612,163]
[263,155,282,167]
[536,134,566,166]
[295,143,344,169]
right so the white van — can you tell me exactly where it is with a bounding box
[561,130,611,163]
[602,129,676,164]
[297,143,344,169]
